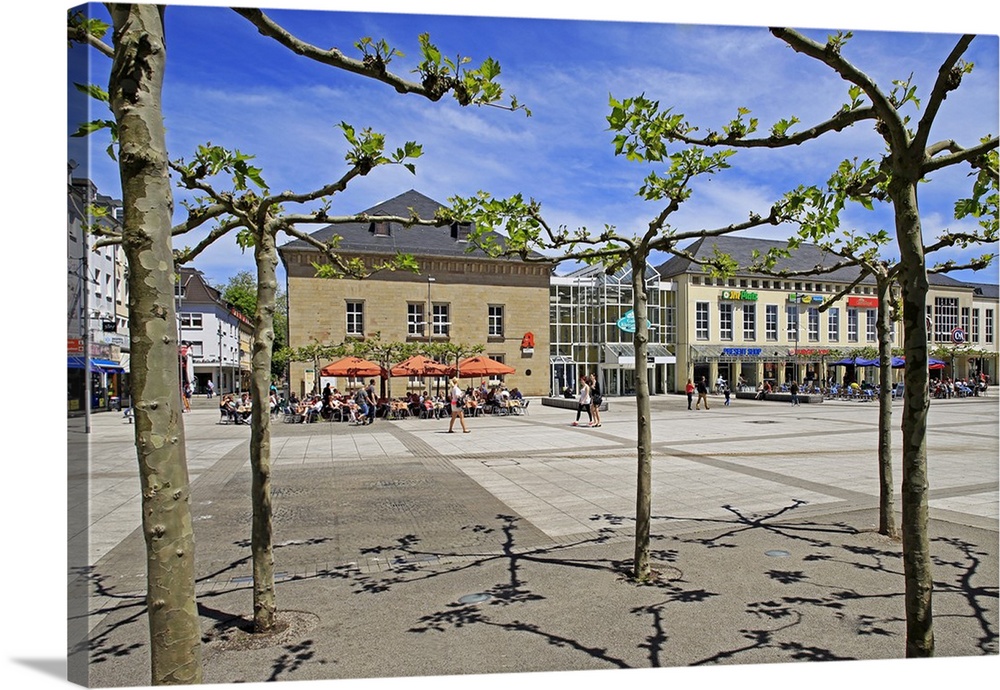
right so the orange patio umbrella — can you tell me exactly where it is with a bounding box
[456,355,515,378]
[390,354,455,378]
[320,356,387,378]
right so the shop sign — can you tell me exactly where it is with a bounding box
[720,290,758,301]
[68,338,84,355]
[616,310,651,333]
[951,327,967,344]
[791,348,831,356]
[787,293,825,304]
[722,347,762,356]
[847,296,879,308]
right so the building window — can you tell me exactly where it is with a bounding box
[488,305,504,338]
[847,308,858,342]
[433,303,450,337]
[743,303,756,341]
[828,307,839,342]
[786,305,799,341]
[973,309,980,342]
[987,309,995,344]
[866,309,877,342]
[407,303,424,337]
[934,297,959,342]
[808,308,820,342]
[695,302,709,340]
[765,304,778,341]
[180,312,202,328]
[346,301,364,336]
[719,303,733,341]
[961,307,970,337]
[188,341,203,357]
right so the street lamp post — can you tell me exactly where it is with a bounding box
[218,322,224,395]
[427,276,436,394]
[427,276,436,345]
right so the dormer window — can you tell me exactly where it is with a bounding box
[371,220,390,237]
[450,222,471,242]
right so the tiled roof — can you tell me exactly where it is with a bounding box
[278,189,549,263]
[655,235,998,293]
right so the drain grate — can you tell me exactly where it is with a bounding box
[747,420,779,424]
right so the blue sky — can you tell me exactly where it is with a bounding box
[65,1,999,290]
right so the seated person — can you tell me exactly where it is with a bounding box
[220,394,238,422]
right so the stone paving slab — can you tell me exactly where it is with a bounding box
[70,392,999,687]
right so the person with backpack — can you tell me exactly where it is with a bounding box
[695,376,710,410]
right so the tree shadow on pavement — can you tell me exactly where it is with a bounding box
[80,500,997,682]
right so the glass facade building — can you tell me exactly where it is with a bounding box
[549,264,676,397]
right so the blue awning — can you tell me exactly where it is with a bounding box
[68,356,124,373]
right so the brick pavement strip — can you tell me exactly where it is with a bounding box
[75,395,999,686]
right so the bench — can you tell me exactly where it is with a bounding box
[541,397,609,411]
[733,392,824,403]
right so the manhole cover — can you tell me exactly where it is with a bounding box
[765,549,791,558]
[483,459,520,467]
[458,593,492,604]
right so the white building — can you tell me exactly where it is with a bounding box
[176,267,253,395]
[67,164,129,412]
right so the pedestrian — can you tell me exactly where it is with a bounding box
[448,377,470,433]
[790,380,800,406]
[206,379,214,399]
[182,381,192,412]
[364,379,378,425]
[573,375,592,426]
[685,378,695,410]
[695,376,710,410]
[724,384,731,406]
[588,373,603,427]
[353,386,369,424]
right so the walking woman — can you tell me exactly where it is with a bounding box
[572,375,592,426]
[448,377,470,433]
[588,373,603,427]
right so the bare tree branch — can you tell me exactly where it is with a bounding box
[913,35,976,154]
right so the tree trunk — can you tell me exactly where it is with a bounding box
[875,275,897,537]
[108,5,203,683]
[892,179,935,657]
[630,254,653,582]
[250,227,279,631]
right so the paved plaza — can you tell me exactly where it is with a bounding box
[69,392,999,686]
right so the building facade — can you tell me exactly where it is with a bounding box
[68,166,130,413]
[550,264,676,397]
[176,268,254,395]
[657,236,999,392]
[278,190,554,397]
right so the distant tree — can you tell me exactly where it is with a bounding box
[616,28,997,655]
[221,270,288,379]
